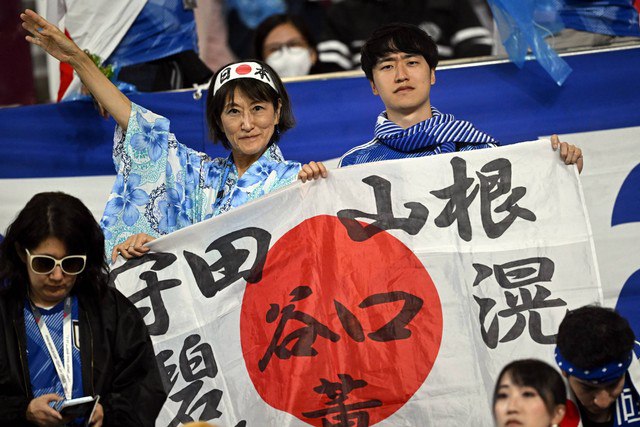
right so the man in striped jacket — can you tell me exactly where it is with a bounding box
[337,23,584,172]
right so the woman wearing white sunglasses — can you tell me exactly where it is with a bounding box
[0,192,166,427]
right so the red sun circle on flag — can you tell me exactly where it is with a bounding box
[241,215,443,426]
[235,64,252,75]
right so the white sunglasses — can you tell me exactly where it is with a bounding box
[25,248,86,275]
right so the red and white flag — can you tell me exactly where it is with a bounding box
[112,140,601,427]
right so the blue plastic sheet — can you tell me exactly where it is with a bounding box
[488,0,572,85]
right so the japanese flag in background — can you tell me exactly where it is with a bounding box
[112,140,601,427]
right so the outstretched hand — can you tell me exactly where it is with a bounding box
[21,8,132,129]
[20,9,82,64]
[551,134,583,174]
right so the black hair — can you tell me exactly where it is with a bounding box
[205,60,295,150]
[557,305,635,369]
[493,359,566,415]
[253,14,317,61]
[360,23,439,81]
[0,192,108,300]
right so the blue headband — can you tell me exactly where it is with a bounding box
[555,347,633,384]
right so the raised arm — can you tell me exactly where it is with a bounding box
[20,9,131,129]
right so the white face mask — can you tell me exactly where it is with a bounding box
[266,46,313,78]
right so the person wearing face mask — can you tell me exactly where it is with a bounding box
[493,359,567,427]
[253,14,345,78]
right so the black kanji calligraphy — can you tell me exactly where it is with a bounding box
[337,175,428,241]
[431,157,536,241]
[302,374,382,427]
[180,334,218,382]
[108,251,178,287]
[335,291,424,342]
[431,157,479,241]
[161,335,243,427]
[156,349,179,392]
[259,286,340,372]
[128,271,181,335]
[476,158,536,238]
[220,67,231,84]
[472,258,567,349]
[254,65,271,81]
[118,253,181,335]
[184,227,271,298]
[168,381,222,427]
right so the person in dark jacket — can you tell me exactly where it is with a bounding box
[0,192,166,427]
[337,23,584,171]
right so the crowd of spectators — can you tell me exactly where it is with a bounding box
[1,2,638,426]
[181,0,640,81]
[6,0,640,106]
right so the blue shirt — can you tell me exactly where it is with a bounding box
[24,296,84,400]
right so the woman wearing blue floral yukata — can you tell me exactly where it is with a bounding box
[21,9,327,263]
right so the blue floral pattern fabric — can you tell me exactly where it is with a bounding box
[100,103,301,256]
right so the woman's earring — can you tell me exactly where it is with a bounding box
[275,125,280,135]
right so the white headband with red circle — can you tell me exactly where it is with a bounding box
[213,62,278,95]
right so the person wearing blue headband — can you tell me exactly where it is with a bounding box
[556,305,639,427]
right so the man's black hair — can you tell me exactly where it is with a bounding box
[360,23,439,81]
[557,305,636,369]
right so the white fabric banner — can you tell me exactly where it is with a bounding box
[112,140,601,427]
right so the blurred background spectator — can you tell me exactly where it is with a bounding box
[225,0,332,60]
[253,14,344,77]
[225,0,286,60]
[8,0,640,107]
[318,0,494,71]
[0,0,36,106]
[490,0,640,57]
[547,0,640,50]
[193,0,236,72]
[49,0,213,100]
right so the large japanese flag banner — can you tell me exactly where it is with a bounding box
[111,140,602,427]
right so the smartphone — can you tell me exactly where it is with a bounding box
[54,396,97,419]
